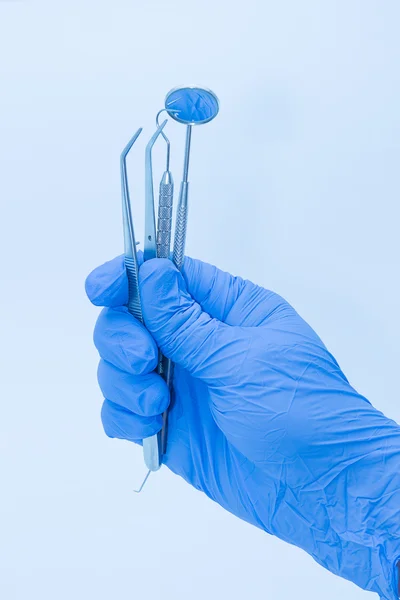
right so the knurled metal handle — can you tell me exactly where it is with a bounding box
[173,182,189,271]
[157,182,173,259]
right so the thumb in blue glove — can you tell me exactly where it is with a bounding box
[86,255,400,600]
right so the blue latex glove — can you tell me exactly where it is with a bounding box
[86,255,400,599]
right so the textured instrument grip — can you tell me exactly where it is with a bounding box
[157,181,173,259]
[173,182,189,271]
[124,256,143,322]
[156,174,175,456]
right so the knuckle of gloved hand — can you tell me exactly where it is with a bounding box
[135,374,170,416]
[140,259,186,321]
[140,257,173,284]
[97,361,169,417]
[101,399,162,442]
[139,260,175,307]
[94,307,158,374]
[159,303,203,363]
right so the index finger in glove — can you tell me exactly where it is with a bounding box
[85,254,292,327]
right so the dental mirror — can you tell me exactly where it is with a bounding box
[163,86,219,267]
[165,86,219,125]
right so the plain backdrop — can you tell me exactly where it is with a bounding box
[1,1,399,599]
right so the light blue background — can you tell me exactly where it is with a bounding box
[1,1,399,599]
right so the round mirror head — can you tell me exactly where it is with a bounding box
[165,86,219,125]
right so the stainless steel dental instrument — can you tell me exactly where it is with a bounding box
[155,110,175,454]
[120,128,143,323]
[119,86,219,487]
[142,119,169,470]
[144,120,168,263]
[172,124,191,270]
[156,110,174,261]
[121,120,167,474]
[165,86,220,270]
[157,86,220,457]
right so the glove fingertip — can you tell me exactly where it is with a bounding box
[139,258,177,284]
[85,255,128,307]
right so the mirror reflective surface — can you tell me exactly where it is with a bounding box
[165,86,219,125]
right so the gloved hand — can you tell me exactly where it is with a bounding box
[86,255,400,600]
